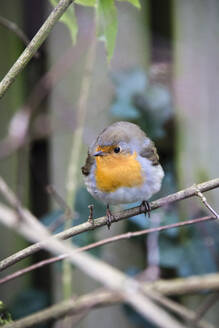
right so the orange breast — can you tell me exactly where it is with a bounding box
[95,152,144,192]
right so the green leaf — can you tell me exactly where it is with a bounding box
[50,0,78,44]
[75,0,97,6]
[0,301,13,325]
[96,0,118,63]
[117,0,141,9]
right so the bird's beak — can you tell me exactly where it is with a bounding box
[94,150,104,157]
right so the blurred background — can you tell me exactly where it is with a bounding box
[0,0,219,327]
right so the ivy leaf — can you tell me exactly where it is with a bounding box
[96,0,118,63]
[75,0,97,6]
[50,0,78,44]
[117,0,141,9]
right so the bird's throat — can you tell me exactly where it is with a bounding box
[95,152,143,192]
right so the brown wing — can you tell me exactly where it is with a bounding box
[140,141,160,166]
[81,152,95,176]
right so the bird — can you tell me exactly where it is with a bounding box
[81,121,164,229]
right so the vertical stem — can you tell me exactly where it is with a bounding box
[62,28,97,305]
[65,36,97,210]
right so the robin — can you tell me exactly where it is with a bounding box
[81,121,164,229]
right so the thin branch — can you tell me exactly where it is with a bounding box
[0,178,219,272]
[145,291,214,328]
[0,177,47,235]
[0,177,187,328]
[0,181,218,328]
[195,188,219,219]
[0,215,215,285]
[192,293,219,325]
[0,0,74,99]
[0,185,217,328]
[0,206,187,328]
[0,254,66,285]
[0,16,39,59]
[2,266,219,295]
[1,290,121,328]
[3,283,217,328]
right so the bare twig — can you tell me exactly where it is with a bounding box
[0,189,217,328]
[192,293,219,325]
[0,177,47,235]
[0,16,39,59]
[3,284,216,328]
[0,207,187,328]
[0,193,218,327]
[0,0,74,99]
[0,290,124,328]
[2,200,218,301]
[145,291,214,328]
[0,176,22,208]
[0,215,215,285]
[0,178,219,272]
[195,188,219,219]
[0,254,66,285]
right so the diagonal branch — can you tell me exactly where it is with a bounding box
[3,283,217,328]
[0,203,186,328]
[0,177,219,328]
[0,215,215,285]
[195,188,219,219]
[0,177,47,234]
[147,291,214,328]
[0,0,74,99]
[0,178,219,272]
[192,293,219,326]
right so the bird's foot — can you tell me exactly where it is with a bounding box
[140,200,151,218]
[106,204,114,230]
[88,204,94,226]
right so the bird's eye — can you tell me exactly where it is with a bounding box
[114,147,120,153]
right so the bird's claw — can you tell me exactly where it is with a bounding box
[140,200,151,218]
[106,204,114,230]
[88,204,94,226]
